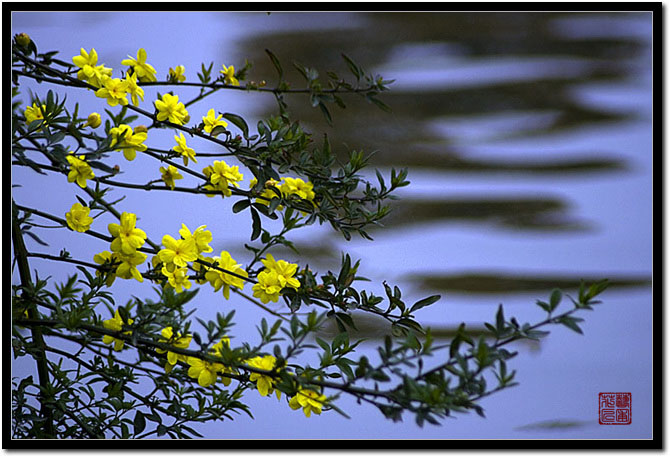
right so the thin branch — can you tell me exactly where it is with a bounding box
[11,204,56,437]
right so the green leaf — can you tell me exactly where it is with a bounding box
[25,231,49,247]
[250,207,261,241]
[315,337,330,352]
[265,49,283,79]
[292,63,309,81]
[410,295,440,313]
[586,279,609,301]
[449,335,462,358]
[334,312,357,331]
[318,102,332,126]
[222,113,249,138]
[341,53,361,80]
[332,332,349,350]
[495,304,505,333]
[337,254,351,287]
[88,160,116,174]
[232,199,250,213]
[536,300,551,313]
[133,411,146,435]
[549,289,562,311]
[476,337,489,365]
[210,125,228,137]
[558,316,583,334]
[268,198,281,214]
[368,96,392,113]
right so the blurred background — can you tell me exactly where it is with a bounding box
[11,11,653,439]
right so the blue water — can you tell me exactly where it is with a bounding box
[11,11,654,439]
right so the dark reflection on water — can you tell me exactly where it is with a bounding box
[515,419,592,432]
[233,12,648,293]
[237,12,641,175]
[237,18,642,183]
[383,197,588,231]
[409,272,651,295]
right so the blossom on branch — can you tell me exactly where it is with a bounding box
[72,47,112,88]
[220,64,239,86]
[95,76,129,107]
[102,309,134,351]
[173,132,197,166]
[202,108,228,135]
[202,160,243,198]
[108,212,147,255]
[154,93,188,125]
[159,164,183,190]
[109,124,148,161]
[204,251,248,299]
[121,48,157,82]
[66,153,95,188]
[289,389,327,417]
[24,103,46,125]
[65,202,94,233]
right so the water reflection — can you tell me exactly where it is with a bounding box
[235,12,644,242]
[383,196,588,231]
[409,272,651,295]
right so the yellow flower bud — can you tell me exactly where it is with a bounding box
[183,114,190,124]
[15,33,31,48]
[86,112,102,128]
[134,125,148,134]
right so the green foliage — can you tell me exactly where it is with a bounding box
[10,38,609,439]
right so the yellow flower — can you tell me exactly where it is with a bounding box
[220,64,239,86]
[108,212,147,255]
[93,250,118,287]
[289,389,327,417]
[157,326,192,373]
[72,48,112,88]
[121,48,157,82]
[169,65,186,83]
[187,355,224,387]
[95,76,129,107]
[202,108,228,135]
[202,160,243,198]
[66,153,95,188]
[179,224,213,255]
[72,47,96,73]
[85,112,102,128]
[124,72,145,107]
[109,124,148,161]
[24,103,46,125]
[204,251,248,299]
[158,234,198,268]
[246,355,280,398]
[261,254,301,290]
[159,164,183,190]
[280,177,315,201]
[102,309,133,351]
[161,266,191,293]
[65,202,94,233]
[115,250,147,283]
[173,132,197,166]
[154,93,188,125]
[252,269,283,304]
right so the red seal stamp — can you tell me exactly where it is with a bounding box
[599,392,631,425]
